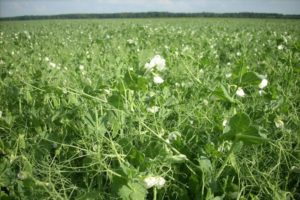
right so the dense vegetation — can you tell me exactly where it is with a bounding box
[0,18,300,199]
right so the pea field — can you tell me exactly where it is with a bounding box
[0,18,300,200]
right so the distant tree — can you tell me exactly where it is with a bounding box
[1,12,299,21]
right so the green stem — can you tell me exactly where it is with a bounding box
[141,122,199,174]
[215,142,237,179]
[153,187,157,200]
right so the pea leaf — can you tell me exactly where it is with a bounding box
[118,181,147,200]
[108,91,124,109]
[240,71,262,85]
[221,113,268,145]
[213,85,235,103]
[228,113,250,132]
[124,71,147,91]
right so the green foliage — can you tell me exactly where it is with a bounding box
[222,113,268,145]
[0,18,299,200]
[240,71,262,85]
[213,84,236,103]
[117,181,147,200]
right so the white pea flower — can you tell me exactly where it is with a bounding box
[143,176,166,189]
[259,79,268,89]
[143,177,157,189]
[49,62,56,68]
[44,57,50,62]
[153,75,164,84]
[79,65,84,71]
[236,52,241,56]
[148,55,166,71]
[154,60,166,71]
[222,119,228,127]
[155,177,166,189]
[277,45,284,50]
[274,118,284,129]
[225,73,232,78]
[144,62,154,71]
[236,87,246,97]
[147,106,159,113]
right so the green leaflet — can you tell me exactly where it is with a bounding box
[221,113,269,145]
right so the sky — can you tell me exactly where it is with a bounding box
[0,0,300,18]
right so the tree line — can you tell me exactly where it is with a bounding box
[1,12,299,21]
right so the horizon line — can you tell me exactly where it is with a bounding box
[1,11,300,19]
